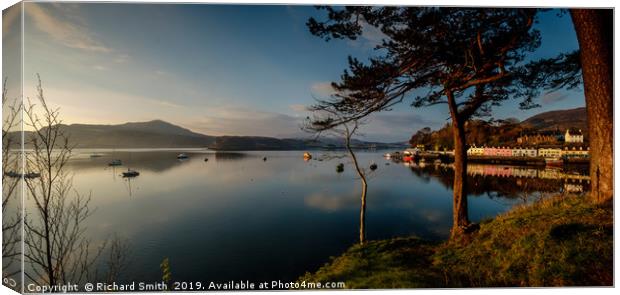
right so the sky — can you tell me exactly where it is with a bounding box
[3,3,584,142]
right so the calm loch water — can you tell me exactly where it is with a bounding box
[30,149,588,284]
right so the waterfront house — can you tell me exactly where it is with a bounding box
[483,146,497,156]
[497,146,512,157]
[483,146,512,157]
[538,147,562,158]
[467,146,485,156]
[562,145,589,158]
[512,147,538,157]
[565,128,584,143]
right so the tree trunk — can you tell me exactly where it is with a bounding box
[346,131,368,245]
[359,176,368,245]
[446,91,470,239]
[450,120,470,238]
[570,9,613,202]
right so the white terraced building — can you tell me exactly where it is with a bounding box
[511,147,537,157]
[565,129,584,143]
[538,147,562,158]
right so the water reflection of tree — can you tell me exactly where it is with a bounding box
[22,76,128,286]
[305,106,372,245]
[407,164,586,202]
[213,152,247,161]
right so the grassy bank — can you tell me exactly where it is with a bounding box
[299,194,613,288]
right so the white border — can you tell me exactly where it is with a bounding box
[1,1,618,295]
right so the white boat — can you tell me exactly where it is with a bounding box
[108,159,122,166]
[383,153,392,159]
[177,153,189,159]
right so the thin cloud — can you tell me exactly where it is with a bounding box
[189,106,305,138]
[304,192,357,212]
[360,21,387,46]
[114,54,130,64]
[149,99,183,109]
[357,112,441,142]
[542,92,570,104]
[310,81,336,98]
[2,5,20,40]
[25,3,112,52]
[348,20,388,48]
[289,104,308,113]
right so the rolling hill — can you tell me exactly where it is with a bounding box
[16,120,216,148]
[7,120,404,150]
[521,107,588,134]
[409,107,588,148]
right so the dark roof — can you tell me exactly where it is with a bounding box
[566,128,583,136]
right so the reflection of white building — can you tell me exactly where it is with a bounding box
[564,183,584,193]
[565,129,584,143]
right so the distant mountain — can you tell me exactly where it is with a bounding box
[207,136,407,151]
[521,107,588,135]
[7,120,404,150]
[209,136,307,150]
[17,120,216,148]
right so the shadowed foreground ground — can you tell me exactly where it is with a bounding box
[299,194,613,288]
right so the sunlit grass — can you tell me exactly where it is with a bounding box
[300,194,612,288]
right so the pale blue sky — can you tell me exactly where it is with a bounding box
[3,3,584,142]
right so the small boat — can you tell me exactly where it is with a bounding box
[90,154,103,158]
[4,171,21,178]
[336,163,344,173]
[303,152,312,160]
[122,169,140,177]
[177,153,189,159]
[383,153,392,159]
[369,163,378,171]
[402,150,415,162]
[24,172,41,179]
[108,159,122,166]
